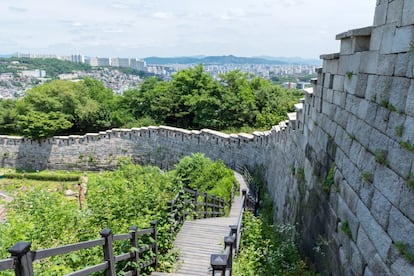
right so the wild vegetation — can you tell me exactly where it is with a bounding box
[0,154,236,275]
[0,65,303,139]
[233,193,313,275]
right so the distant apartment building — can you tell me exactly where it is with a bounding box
[21,69,46,78]
[86,57,111,67]
[130,58,146,71]
[71,54,85,63]
[111,57,130,67]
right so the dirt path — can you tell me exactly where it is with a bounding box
[0,191,13,221]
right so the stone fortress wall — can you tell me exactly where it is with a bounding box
[1,1,414,274]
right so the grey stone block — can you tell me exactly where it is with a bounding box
[374,1,388,26]
[405,80,414,117]
[373,106,391,133]
[387,139,413,179]
[370,26,384,51]
[392,25,414,53]
[368,127,390,153]
[356,148,376,173]
[403,0,414,25]
[376,75,393,103]
[357,225,377,264]
[391,257,414,276]
[380,23,397,54]
[350,241,365,275]
[366,75,379,102]
[360,51,379,74]
[333,75,345,91]
[395,53,409,76]
[370,253,392,275]
[337,195,359,239]
[386,112,406,141]
[377,54,397,76]
[386,0,403,24]
[356,199,392,261]
[374,166,403,206]
[399,184,414,223]
[340,180,359,213]
[389,77,410,112]
[371,189,392,228]
[403,116,414,144]
[340,38,353,55]
[388,207,414,248]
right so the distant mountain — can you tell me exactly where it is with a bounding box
[255,56,321,65]
[0,54,12,58]
[144,55,287,65]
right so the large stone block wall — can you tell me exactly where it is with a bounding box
[0,1,413,275]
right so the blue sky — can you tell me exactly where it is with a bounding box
[0,0,375,59]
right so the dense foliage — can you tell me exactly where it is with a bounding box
[0,154,236,274]
[0,58,92,78]
[233,195,313,275]
[0,65,303,139]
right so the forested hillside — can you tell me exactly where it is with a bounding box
[0,65,303,139]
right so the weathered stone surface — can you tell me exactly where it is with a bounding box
[360,51,379,74]
[377,54,396,76]
[371,189,391,228]
[388,207,414,248]
[403,116,414,144]
[374,166,403,206]
[369,254,392,275]
[387,0,403,24]
[374,1,388,26]
[398,184,414,226]
[405,80,414,117]
[350,241,364,275]
[387,139,413,179]
[356,199,392,261]
[389,77,410,112]
[392,25,414,53]
[403,0,414,25]
[391,257,414,275]
[357,226,377,264]
[394,53,409,77]
[380,23,397,54]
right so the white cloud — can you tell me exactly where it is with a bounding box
[0,0,376,58]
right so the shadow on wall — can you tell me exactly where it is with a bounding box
[15,138,53,171]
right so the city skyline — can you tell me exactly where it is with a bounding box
[1,0,375,59]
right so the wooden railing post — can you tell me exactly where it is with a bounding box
[151,220,158,268]
[242,189,247,209]
[229,225,238,253]
[100,229,116,276]
[129,226,140,276]
[210,254,227,276]
[9,242,34,276]
[204,192,208,218]
[193,189,198,220]
[224,236,235,274]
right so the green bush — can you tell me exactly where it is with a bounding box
[233,211,312,275]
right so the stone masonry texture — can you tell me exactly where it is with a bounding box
[1,1,414,275]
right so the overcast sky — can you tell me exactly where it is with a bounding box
[0,0,375,59]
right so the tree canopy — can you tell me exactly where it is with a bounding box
[0,66,303,139]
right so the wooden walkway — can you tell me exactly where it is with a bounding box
[152,172,247,276]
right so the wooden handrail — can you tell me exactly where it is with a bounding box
[0,222,158,276]
[211,167,259,276]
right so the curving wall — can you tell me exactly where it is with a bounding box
[1,1,414,274]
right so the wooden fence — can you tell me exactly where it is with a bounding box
[167,186,227,235]
[0,222,158,276]
[0,186,227,276]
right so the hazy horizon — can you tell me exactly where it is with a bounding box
[1,1,375,59]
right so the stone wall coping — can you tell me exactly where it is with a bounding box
[335,26,373,40]
[288,112,297,121]
[320,53,340,60]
